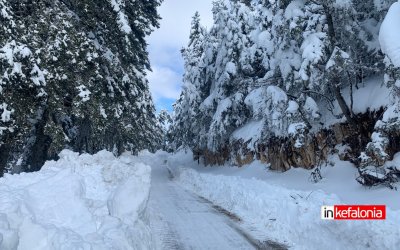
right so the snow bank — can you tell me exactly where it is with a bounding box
[231,120,264,150]
[0,150,153,250]
[323,75,390,127]
[174,167,400,250]
[379,1,400,67]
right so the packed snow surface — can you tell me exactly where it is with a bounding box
[0,150,153,250]
[139,151,258,250]
[2,148,400,250]
[166,150,400,250]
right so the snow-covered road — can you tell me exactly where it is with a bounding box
[143,151,400,250]
[147,161,257,250]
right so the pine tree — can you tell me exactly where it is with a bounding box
[156,109,172,151]
[171,0,391,168]
[171,12,207,150]
[359,0,399,170]
[0,0,162,175]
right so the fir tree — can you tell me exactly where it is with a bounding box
[171,0,392,167]
[0,0,162,175]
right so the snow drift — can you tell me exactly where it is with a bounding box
[176,168,400,250]
[0,150,153,250]
[379,1,400,67]
[165,151,400,250]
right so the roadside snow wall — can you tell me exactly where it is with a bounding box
[177,168,400,250]
[0,150,153,250]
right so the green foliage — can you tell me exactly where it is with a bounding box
[0,0,162,174]
[171,0,391,156]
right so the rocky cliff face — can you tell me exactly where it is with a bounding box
[198,108,386,171]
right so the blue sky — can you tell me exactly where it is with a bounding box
[146,0,214,112]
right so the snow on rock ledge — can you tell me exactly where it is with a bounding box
[379,1,400,67]
[0,150,153,250]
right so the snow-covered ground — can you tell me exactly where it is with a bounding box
[2,148,399,250]
[0,150,153,250]
[164,150,400,250]
[140,151,260,250]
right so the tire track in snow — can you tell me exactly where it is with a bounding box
[197,195,288,250]
[147,163,256,249]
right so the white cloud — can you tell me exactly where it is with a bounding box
[147,66,182,101]
[148,0,214,50]
[146,0,214,110]
[148,44,183,69]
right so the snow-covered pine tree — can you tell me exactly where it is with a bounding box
[172,0,393,170]
[171,12,207,151]
[195,4,223,150]
[359,0,400,171]
[203,1,251,151]
[0,0,162,175]
[156,109,173,151]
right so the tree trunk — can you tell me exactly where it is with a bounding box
[323,4,336,46]
[322,5,357,128]
[331,76,357,128]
